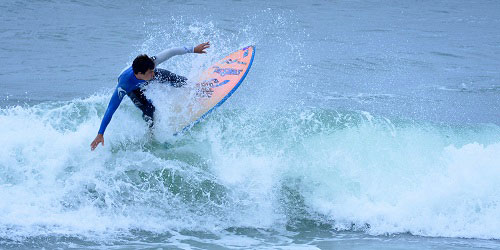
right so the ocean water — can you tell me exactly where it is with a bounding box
[1,0,499,249]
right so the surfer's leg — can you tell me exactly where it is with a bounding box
[153,68,187,88]
[127,88,156,128]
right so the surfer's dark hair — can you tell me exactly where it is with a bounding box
[132,54,155,74]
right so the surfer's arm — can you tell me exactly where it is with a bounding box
[152,42,210,66]
[92,88,124,151]
[97,88,124,135]
[152,47,194,66]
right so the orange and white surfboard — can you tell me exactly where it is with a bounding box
[175,45,255,134]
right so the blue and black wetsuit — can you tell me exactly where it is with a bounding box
[98,46,194,135]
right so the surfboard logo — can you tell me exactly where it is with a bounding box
[214,80,230,88]
[223,58,247,65]
[212,66,242,76]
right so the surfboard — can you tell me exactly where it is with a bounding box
[173,45,255,134]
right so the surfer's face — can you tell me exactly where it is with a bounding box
[144,68,155,80]
[137,68,155,81]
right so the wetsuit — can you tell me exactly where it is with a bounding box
[98,46,194,135]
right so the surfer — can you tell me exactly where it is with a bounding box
[90,42,210,151]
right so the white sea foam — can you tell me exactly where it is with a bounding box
[0,87,499,246]
[285,121,500,239]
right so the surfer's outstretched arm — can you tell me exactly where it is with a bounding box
[152,42,210,66]
[152,47,193,66]
[91,87,124,150]
[152,42,211,89]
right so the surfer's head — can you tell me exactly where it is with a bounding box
[133,54,155,80]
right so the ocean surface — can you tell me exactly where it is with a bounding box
[1,0,499,249]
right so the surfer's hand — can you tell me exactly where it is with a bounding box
[194,42,210,54]
[90,134,104,151]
